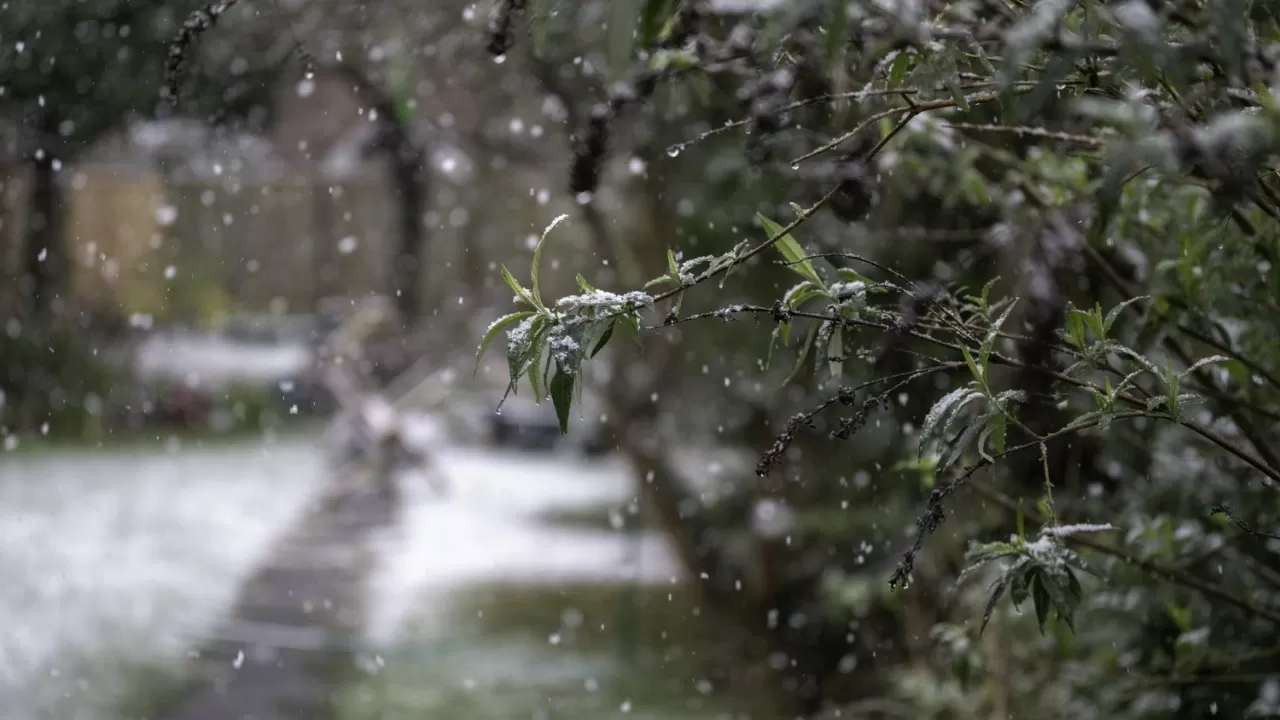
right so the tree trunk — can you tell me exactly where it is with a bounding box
[335,64,429,326]
[388,143,426,324]
[24,120,64,318]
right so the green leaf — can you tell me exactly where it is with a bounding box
[1064,305,1086,349]
[961,346,983,385]
[531,214,568,309]
[977,277,1000,307]
[501,264,537,307]
[783,322,819,387]
[1068,306,1098,342]
[581,322,609,360]
[1167,604,1194,632]
[836,267,871,284]
[1180,355,1230,379]
[1037,570,1076,632]
[1010,564,1034,609]
[620,313,644,345]
[814,321,834,382]
[1084,303,1106,341]
[1164,358,1181,413]
[1222,359,1252,387]
[977,412,1007,460]
[982,300,1018,367]
[784,280,827,310]
[505,315,550,396]
[505,330,530,396]
[759,213,824,287]
[476,311,536,374]
[979,571,1012,638]
[921,387,982,448]
[1103,295,1149,334]
[942,392,986,439]
[965,541,1022,566]
[941,420,985,473]
[573,361,585,411]
[765,325,780,370]
[549,363,574,434]
[887,52,914,88]
[966,35,997,77]
[667,248,680,276]
[1065,568,1083,606]
[1115,345,1163,378]
[590,322,615,358]
[528,338,546,402]
[576,273,597,293]
[542,345,555,396]
[639,0,676,45]
[1032,573,1052,634]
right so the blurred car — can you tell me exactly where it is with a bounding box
[132,314,331,413]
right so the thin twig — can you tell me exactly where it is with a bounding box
[1213,505,1280,542]
[660,303,1280,485]
[943,122,1104,147]
[791,89,1030,166]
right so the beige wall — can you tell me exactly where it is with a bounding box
[2,163,401,321]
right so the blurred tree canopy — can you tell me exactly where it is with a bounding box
[0,0,290,437]
[0,0,286,314]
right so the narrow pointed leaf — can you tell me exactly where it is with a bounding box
[550,363,574,434]
[502,265,537,307]
[531,214,568,308]
[759,213,824,287]
[1104,295,1149,333]
[476,311,536,374]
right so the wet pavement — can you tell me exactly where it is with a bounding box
[157,478,399,720]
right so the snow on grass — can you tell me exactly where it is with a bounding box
[0,436,328,719]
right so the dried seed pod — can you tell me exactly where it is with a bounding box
[164,0,244,103]
[486,0,528,57]
[569,103,612,195]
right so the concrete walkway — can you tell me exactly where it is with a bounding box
[155,477,400,720]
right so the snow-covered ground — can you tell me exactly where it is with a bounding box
[364,450,679,644]
[0,437,326,719]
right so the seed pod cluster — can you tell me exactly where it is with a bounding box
[164,0,244,104]
[486,0,528,57]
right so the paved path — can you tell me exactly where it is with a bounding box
[155,477,400,720]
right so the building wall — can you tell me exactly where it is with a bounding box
[1,162,399,323]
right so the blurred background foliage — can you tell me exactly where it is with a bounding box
[4,0,1280,716]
